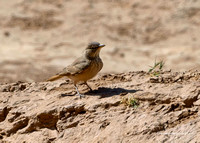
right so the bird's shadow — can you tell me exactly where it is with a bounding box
[86,87,141,98]
[60,87,141,98]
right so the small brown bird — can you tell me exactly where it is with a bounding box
[47,42,105,97]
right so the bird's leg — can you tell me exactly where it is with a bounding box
[84,82,92,91]
[74,84,84,98]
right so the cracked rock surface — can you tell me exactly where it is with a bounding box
[0,71,199,143]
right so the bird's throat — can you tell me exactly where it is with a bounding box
[85,49,101,59]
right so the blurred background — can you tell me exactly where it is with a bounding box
[0,0,200,83]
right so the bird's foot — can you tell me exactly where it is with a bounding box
[75,93,85,99]
[74,84,85,99]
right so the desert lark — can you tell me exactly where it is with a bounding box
[47,42,105,98]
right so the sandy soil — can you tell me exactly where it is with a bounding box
[0,0,200,83]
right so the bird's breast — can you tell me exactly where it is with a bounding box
[68,57,103,83]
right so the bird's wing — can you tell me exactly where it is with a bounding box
[58,56,91,76]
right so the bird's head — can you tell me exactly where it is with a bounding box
[85,42,105,59]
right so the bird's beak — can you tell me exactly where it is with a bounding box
[99,44,105,48]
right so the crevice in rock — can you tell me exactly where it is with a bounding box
[0,107,11,122]
[99,120,110,130]
[165,103,182,114]
[36,112,59,130]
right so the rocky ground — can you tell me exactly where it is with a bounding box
[0,71,199,143]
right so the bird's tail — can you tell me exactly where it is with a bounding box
[47,75,63,81]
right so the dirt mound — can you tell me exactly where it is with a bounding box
[0,71,199,142]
